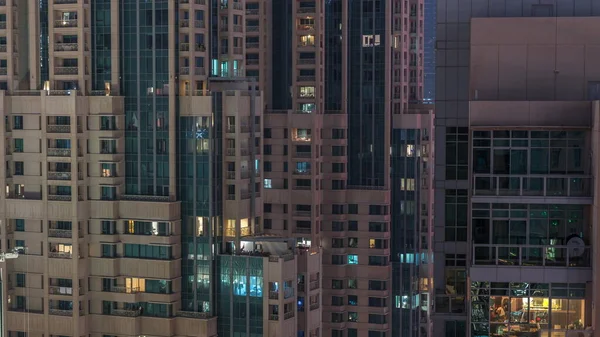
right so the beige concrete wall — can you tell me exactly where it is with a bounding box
[471,17,600,101]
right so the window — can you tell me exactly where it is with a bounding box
[368,314,387,324]
[445,189,467,242]
[331,221,344,231]
[348,295,358,306]
[331,255,345,265]
[348,204,358,214]
[16,273,25,287]
[362,34,381,47]
[101,220,116,234]
[299,86,315,98]
[332,280,344,289]
[332,146,345,156]
[101,244,116,258]
[369,256,388,266]
[348,221,358,231]
[101,163,116,177]
[124,244,172,260]
[347,254,358,264]
[445,127,468,179]
[445,321,467,337]
[15,219,24,231]
[101,186,117,200]
[13,116,23,129]
[348,312,358,322]
[369,280,387,290]
[348,279,357,289]
[332,238,344,248]
[263,178,272,189]
[100,139,117,154]
[348,238,358,248]
[14,162,23,175]
[332,163,345,173]
[369,297,386,307]
[14,139,23,152]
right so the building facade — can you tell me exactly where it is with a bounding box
[0,1,428,337]
[434,9,600,337]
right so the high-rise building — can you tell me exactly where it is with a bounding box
[0,1,428,337]
[434,2,600,336]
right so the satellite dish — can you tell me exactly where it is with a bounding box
[566,235,585,257]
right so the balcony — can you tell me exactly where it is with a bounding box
[54,43,78,52]
[294,152,312,158]
[55,0,79,3]
[298,58,315,65]
[111,309,140,317]
[293,169,311,176]
[104,286,140,293]
[176,311,211,319]
[48,229,73,238]
[0,44,6,53]
[49,251,72,259]
[297,24,315,33]
[48,194,72,201]
[47,125,71,133]
[309,280,320,290]
[269,314,279,321]
[54,19,78,28]
[293,210,311,217]
[246,26,259,32]
[195,20,205,28]
[246,42,259,49]
[472,174,593,198]
[49,286,77,295]
[269,291,278,300]
[55,67,78,75]
[297,7,316,14]
[180,19,189,28]
[309,302,319,310]
[297,76,316,82]
[284,311,294,320]
[472,244,592,268]
[246,9,259,15]
[0,68,6,75]
[0,22,5,29]
[49,308,79,316]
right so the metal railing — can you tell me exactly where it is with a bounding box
[472,244,592,268]
[309,302,319,311]
[49,286,79,295]
[48,195,71,201]
[48,229,72,238]
[269,291,278,299]
[176,310,211,319]
[48,251,72,259]
[269,314,279,321]
[309,280,319,290]
[472,174,593,197]
[293,210,311,217]
[54,19,78,28]
[121,194,170,202]
[54,43,78,52]
[47,171,71,180]
[105,286,140,293]
[55,67,79,75]
[47,148,71,157]
[284,311,294,320]
[47,125,70,133]
[111,309,140,317]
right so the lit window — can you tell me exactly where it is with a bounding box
[299,86,315,98]
[263,178,272,189]
[362,34,381,47]
[348,254,358,265]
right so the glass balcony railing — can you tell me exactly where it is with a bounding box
[472,174,592,198]
[473,244,591,268]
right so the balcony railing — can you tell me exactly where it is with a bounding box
[48,251,72,259]
[0,22,5,29]
[293,210,311,217]
[269,291,278,299]
[309,302,319,310]
[284,311,294,320]
[54,19,78,28]
[47,172,71,180]
[472,174,593,198]
[48,229,72,238]
[49,309,76,316]
[120,194,170,202]
[246,9,259,15]
[49,286,77,295]
[297,7,316,13]
[176,310,211,319]
[47,125,71,133]
[246,42,259,49]
[111,309,140,317]
[472,244,592,268]
[105,286,140,293]
[55,0,79,3]
[298,58,315,65]
[269,314,279,321]
[309,280,319,290]
[55,67,79,75]
[48,194,71,201]
[54,43,78,52]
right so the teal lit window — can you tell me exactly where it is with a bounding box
[347,254,358,265]
[14,139,23,152]
[348,295,358,306]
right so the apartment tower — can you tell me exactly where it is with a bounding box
[434,1,600,336]
[0,1,427,337]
